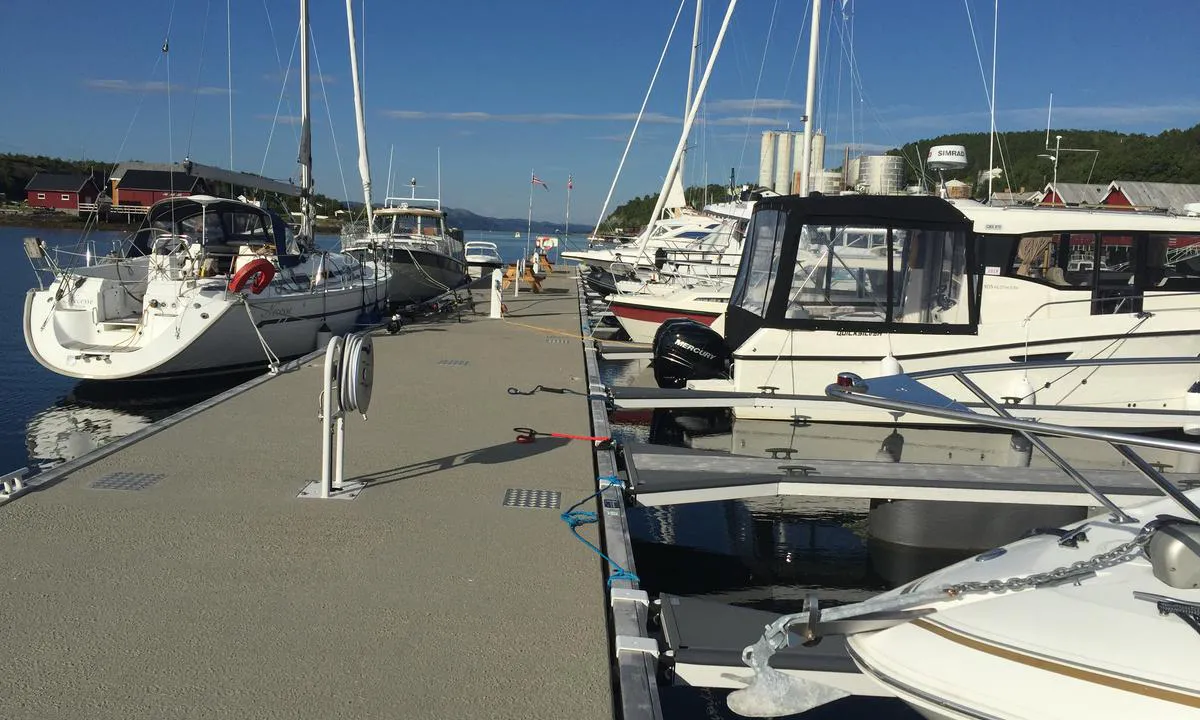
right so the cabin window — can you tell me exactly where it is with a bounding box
[36,193,45,200]
[891,228,970,325]
[779,224,972,329]
[226,211,272,245]
[730,208,786,317]
[61,194,70,201]
[784,225,890,322]
[1152,233,1200,290]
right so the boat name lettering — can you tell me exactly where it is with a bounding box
[673,338,717,360]
[835,331,881,337]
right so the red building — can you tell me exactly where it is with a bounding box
[24,173,102,212]
[111,169,206,207]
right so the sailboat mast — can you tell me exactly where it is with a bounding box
[346,0,373,228]
[680,0,702,194]
[298,0,314,242]
[798,0,821,196]
[635,0,738,264]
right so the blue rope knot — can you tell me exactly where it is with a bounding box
[559,481,640,588]
[561,509,597,528]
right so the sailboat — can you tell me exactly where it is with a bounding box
[336,2,469,307]
[22,0,383,381]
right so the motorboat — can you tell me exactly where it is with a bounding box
[608,284,730,344]
[23,196,384,381]
[650,193,1200,429]
[727,372,1200,720]
[464,240,504,281]
[340,196,470,306]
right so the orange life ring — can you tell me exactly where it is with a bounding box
[228,258,276,294]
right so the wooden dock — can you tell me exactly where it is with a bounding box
[0,275,629,719]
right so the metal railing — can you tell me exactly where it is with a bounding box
[826,369,1200,523]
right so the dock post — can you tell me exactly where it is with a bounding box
[514,259,522,297]
[489,269,503,318]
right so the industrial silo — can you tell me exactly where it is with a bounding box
[774,132,794,194]
[758,132,777,189]
[856,155,905,195]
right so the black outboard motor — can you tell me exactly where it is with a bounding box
[652,318,731,388]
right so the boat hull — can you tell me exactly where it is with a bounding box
[23,259,379,381]
[375,248,470,305]
[609,296,724,344]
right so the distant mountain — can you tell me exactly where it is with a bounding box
[443,206,567,234]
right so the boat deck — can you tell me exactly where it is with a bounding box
[1,275,616,719]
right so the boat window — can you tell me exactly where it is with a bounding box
[225,211,273,246]
[892,228,970,325]
[1152,233,1200,290]
[730,208,786,317]
[784,225,890,322]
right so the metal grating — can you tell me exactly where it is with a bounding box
[437,359,469,367]
[546,336,571,344]
[90,471,165,491]
[502,488,561,509]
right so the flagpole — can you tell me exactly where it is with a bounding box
[563,174,571,264]
[526,169,535,261]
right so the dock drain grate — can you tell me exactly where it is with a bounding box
[546,336,571,344]
[90,472,165,491]
[438,359,469,367]
[503,488,561,510]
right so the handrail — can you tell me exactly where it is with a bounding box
[826,372,1200,522]
[1022,290,1200,323]
[906,355,1200,382]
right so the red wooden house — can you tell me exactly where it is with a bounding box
[25,173,102,212]
[110,169,206,207]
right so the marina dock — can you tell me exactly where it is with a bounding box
[1,274,632,719]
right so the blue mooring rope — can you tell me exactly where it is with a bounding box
[561,475,640,587]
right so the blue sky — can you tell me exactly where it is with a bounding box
[2,1,1198,224]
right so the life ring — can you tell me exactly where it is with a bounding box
[228,258,276,294]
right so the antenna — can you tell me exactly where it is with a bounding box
[987,0,998,200]
[437,147,442,201]
[1045,92,1054,150]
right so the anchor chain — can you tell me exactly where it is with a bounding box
[945,521,1158,597]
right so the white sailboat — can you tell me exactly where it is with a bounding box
[22,0,384,381]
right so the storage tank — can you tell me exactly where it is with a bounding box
[815,169,843,195]
[856,154,905,195]
[758,132,777,189]
[774,132,794,194]
[808,131,826,177]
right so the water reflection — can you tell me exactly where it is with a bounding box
[613,406,1192,617]
[25,372,262,471]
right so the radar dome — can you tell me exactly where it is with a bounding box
[926,145,968,171]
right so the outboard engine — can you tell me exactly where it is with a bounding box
[652,318,731,388]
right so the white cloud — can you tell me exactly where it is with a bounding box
[709,98,800,112]
[382,109,680,124]
[85,79,232,95]
[878,102,1200,134]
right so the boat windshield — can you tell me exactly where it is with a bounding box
[729,201,977,334]
[378,211,444,238]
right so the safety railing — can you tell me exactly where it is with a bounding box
[826,368,1200,524]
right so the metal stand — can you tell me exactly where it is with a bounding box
[299,331,375,500]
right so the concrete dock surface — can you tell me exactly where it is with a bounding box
[2,275,613,719]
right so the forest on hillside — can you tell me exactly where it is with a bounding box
[602,124,1200,230]
[891,124,1200,193]
[600,184,734,232]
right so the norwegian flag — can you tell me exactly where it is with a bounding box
[567,175,573,191]
[531,174,549,191]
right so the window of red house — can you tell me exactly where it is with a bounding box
[37,193,45,200]
[61,194,70,201]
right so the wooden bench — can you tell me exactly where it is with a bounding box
[500,263,543,293]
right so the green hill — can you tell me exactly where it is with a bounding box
[892,124,1200,195]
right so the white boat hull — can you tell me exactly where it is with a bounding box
[24,256,380,381]
[847,490,1200,719]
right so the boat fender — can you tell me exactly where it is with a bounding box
[880,353,903,376]
[1183,381,1200,435]
[228,258,276,294]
